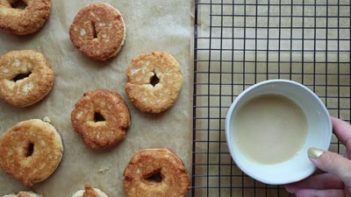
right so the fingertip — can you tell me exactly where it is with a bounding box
[331,116,340,124]
[295,189,315,197]
[295,189,316,197]
[284,184,297,193]
[295,190,305,197]
[307,147,325,168]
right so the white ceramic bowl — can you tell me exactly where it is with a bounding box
[225,79,332,185]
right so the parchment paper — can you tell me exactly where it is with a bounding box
[0,0,193,196]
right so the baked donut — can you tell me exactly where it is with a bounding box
[123,148,190,197]
[69,2,125,61]
[125,51,183,113]
[71,89,130,150]
[72,185,108,197]
[3,191,42,197]
[0,0,51,35]
[0,119,63,187]
[0,50,54,107]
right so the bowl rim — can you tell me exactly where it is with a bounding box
[225,79,332,185]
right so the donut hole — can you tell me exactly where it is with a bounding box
[10,0,27,9]
[144,169,163,183]
[91,21,98,38]
[12,71,32,82]
[25,142,34,157]
[94,112,105,122]
[150,72,160,87]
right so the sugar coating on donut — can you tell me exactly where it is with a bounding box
[123,148,190,197]
[3,191,42,197]
[72,185,108,197]
[0,50,54,107]
[125,51,183,113]
[69,2,126,61]
[0,0,51,35]
[71,89,130,150]
[0,119,63,187]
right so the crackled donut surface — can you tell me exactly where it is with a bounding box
[125,51,183,113]
[71,89,130,150]
[69,2,125,61]
[0,50,54,107]
[0,119,63,187]
[0,0,51,35]
[123,148,190,197]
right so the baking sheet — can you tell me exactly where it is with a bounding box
[0,0,193,196]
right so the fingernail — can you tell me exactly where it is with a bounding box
[308,147,324,159]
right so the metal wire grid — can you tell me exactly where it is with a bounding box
[192,0,351,196]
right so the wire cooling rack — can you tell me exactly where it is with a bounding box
[192,0,351,196]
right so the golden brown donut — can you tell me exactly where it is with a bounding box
[72,185,108,197]
[0,0,51,35]
[125,51,183,113]
[69,2,126,61]
[71,89,131,150]
[0,50,54,107]
[3,191,42,197]
[123,148,190,197]
[0,119,63,187]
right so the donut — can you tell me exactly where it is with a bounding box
[3,191,42,197]
[0,119,63,187]
[71,89,131,150]
[0,0,51,35]
[69,2,126,61]
[0,50,54,107]
[125,51,183,113]
[72,185,108,197]
[123,148,190,197]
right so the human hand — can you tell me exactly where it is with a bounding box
[285,117,351,197]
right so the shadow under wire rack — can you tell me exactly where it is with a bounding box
[192,0,351,196]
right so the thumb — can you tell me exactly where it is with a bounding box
[308,147,351,186]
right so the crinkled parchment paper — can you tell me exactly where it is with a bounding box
[0,0,193,196]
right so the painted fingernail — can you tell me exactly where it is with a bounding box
[308,147,324,159]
